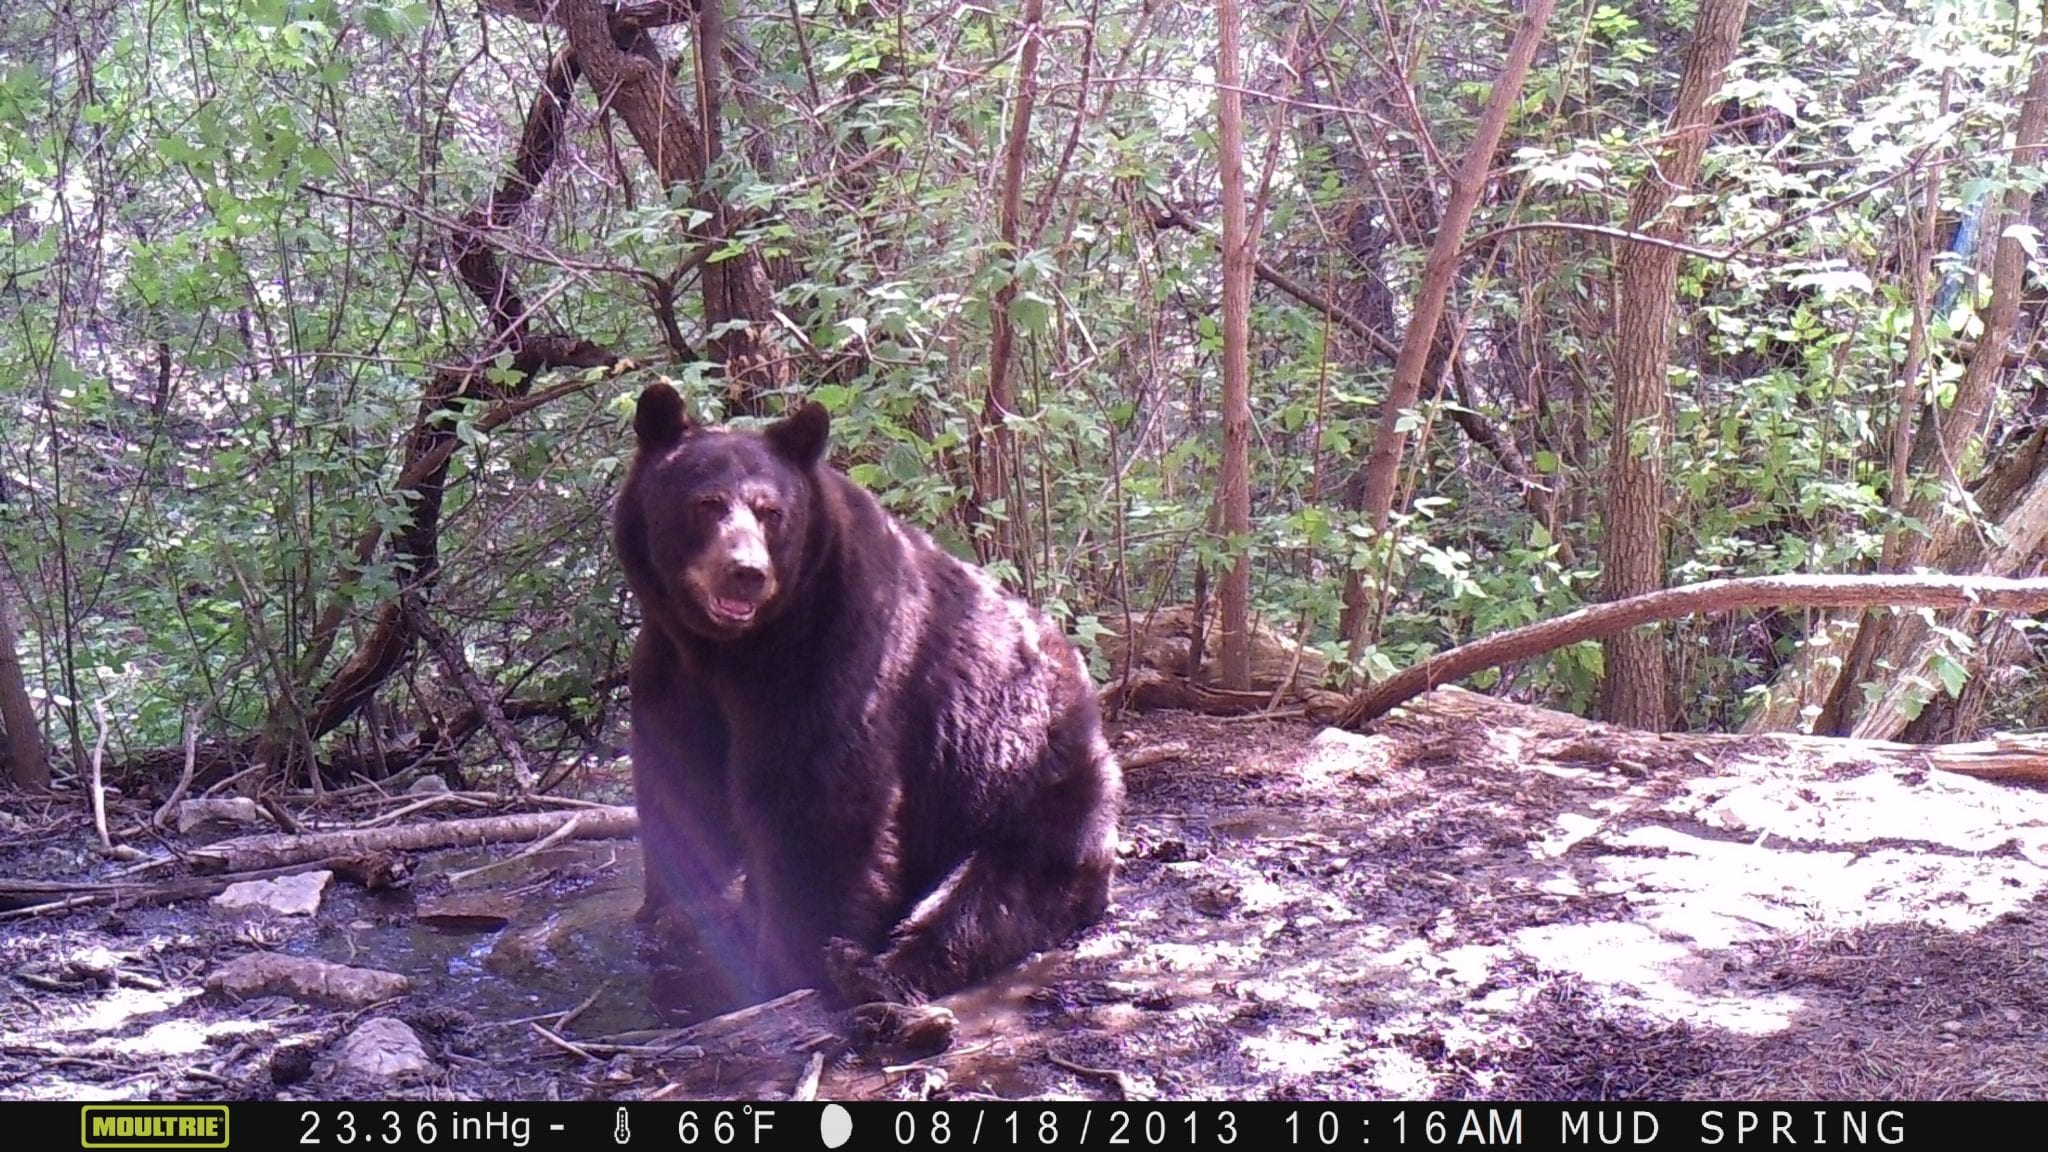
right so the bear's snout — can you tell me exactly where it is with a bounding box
[692,559,777,628]
[672,502,787,632]
[724,564,769,600]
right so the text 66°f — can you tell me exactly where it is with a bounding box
[676,1107,780,1145]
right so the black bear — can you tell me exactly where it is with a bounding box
[614,382,1123,1005]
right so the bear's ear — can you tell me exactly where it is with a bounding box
[766,401,830,467]
[633,382,690,450]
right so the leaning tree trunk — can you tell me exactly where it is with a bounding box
[1850,441,2048,738]
[1336,0,1556,665]
[1598,0,1750,731]
[1341,573,2048,729]
[1747,29,2048,739]
[558,0,790,408]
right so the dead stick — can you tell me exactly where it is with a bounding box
[530,1023,599,1062]
[357,791,490,829]
[87,701,113,854]
[791,1051,824,1102]
[1119,744,1190,770]
[554,984,607,1033]
[445,814,583,884]
[0,852,415,913]
[0,894,111,921]
[407,597,535,792]
[152,709,201,829]
[1045,1048,1148,1101]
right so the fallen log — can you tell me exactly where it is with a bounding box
[188,806,637,873]
[0,852,409,916]
[1775,730,2048,784]
[1342,574,2048,729]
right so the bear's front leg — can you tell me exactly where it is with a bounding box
[738,785,904,999]
[628,636,747,956]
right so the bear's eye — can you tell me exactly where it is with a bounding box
[696,495,725,516]
[755,505,784,529]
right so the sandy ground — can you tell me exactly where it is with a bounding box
[4,689,2045,1101]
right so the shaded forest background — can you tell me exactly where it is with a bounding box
[6,0,2048,796]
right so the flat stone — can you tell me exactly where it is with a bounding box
[213,870,332,917]
[207,952,411,1008]
[176,797,266,833]
[325,1017,434,1084]
[65,946,121,985]
[415,892,516,930]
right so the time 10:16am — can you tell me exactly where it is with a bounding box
[1287,1109,1526,1145]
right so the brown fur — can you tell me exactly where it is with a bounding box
[615,384,1123,1003]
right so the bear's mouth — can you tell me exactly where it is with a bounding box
[708,596,761,625]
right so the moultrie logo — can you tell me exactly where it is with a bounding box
[80,1105,230,1149]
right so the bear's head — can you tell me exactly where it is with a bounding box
[616,382,830,643]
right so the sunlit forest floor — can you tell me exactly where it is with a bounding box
[4,693,2046,1101]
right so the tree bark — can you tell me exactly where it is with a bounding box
[1215,0,1253,690]
[1338,0,1557,661]
[559,0,790,407]
[0,578,46,790]
[1598,0,1750,731]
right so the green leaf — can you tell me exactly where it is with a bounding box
[1008,292,1053,336]
[1932,655,1968,699]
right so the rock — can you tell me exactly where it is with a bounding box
[325,1018,434,1084]
[64,946,121,987]
[207,952,411,1008]
[415,892,516,930]
[1190,882,1242,917]
[407,775,450,795]
[176,798,267,833]
[213,870,332,917]
[270,1044,317,1085]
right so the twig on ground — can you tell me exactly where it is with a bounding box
[530,1023,600,1062]
[1118,744,1190,770]
[1046,1048,1151,1101]
[446,815,583,884]
[791,1051,824,1101]
[87,701,114,854]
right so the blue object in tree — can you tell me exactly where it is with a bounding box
[1934,194,1984,316]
